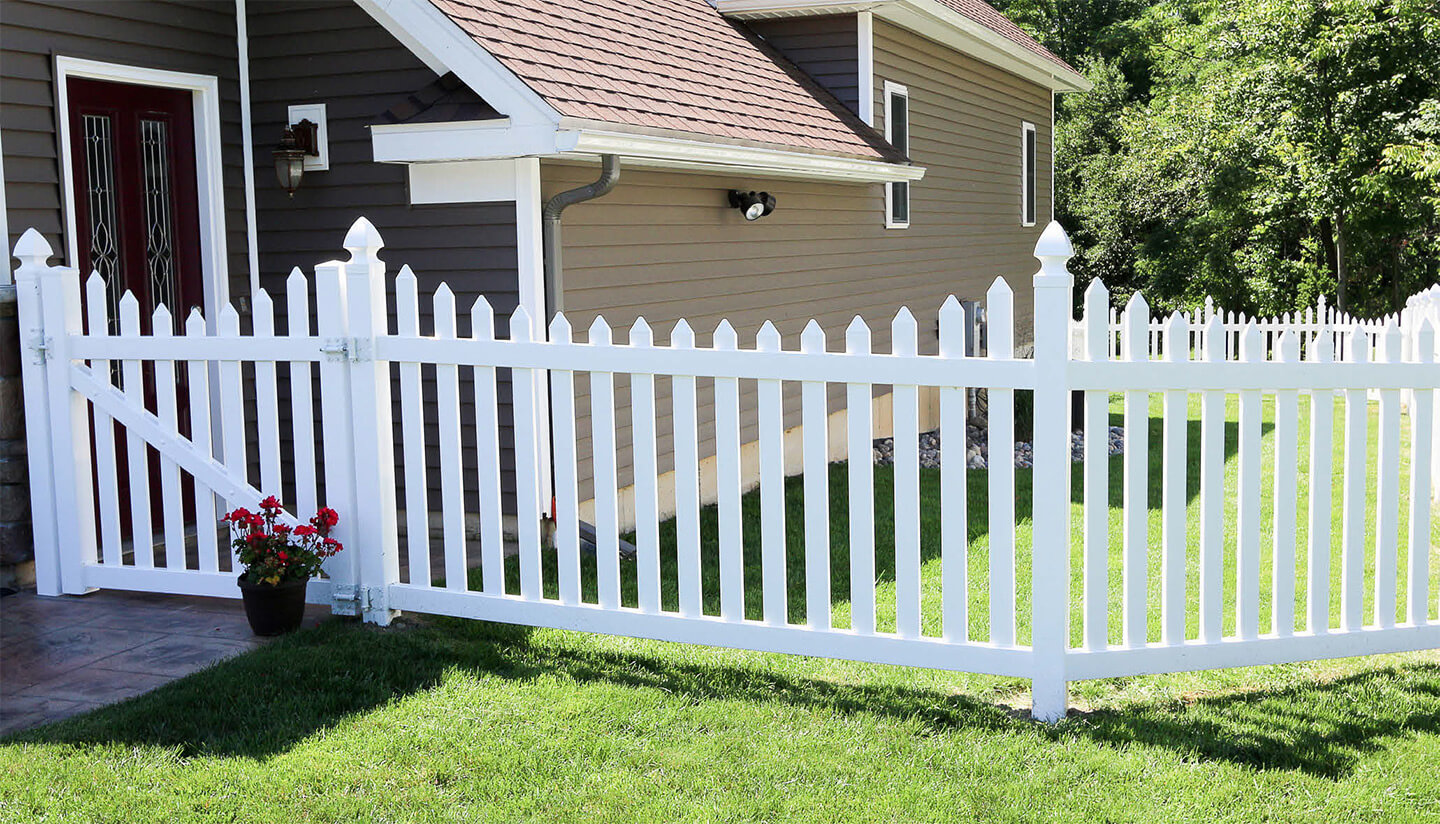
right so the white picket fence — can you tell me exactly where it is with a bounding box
[14,219,1440,722]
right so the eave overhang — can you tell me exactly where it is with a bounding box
[371,120,926,184]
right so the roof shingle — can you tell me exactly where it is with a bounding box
[429,0,899,159]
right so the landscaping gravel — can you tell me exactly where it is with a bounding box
[872,423,1125,470]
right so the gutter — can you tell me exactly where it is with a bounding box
[542,154,620,318]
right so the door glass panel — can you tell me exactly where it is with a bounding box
[82,113,122,332]
[140,118,178,320]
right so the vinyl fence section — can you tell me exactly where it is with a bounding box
[15,220,1440,722]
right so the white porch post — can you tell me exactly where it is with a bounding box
[1029,221,1075,721]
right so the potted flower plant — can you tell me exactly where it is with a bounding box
[226,496,344,636]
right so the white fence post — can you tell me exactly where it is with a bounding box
[13,231,62,595]
[341,218,400,624]
[23,232,98,595]
[1030,222,1074,721]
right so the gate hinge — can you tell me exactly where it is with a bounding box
[319,338,349,362]
[27,333,49,365]
[331,583,360,616]
[330,584,388,617]
[319,337,372,363]
[347,337,372,363]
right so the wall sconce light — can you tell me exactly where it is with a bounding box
[273,119,320,197]
[729,190,776,221]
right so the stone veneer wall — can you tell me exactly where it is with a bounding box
[0,285,33,589]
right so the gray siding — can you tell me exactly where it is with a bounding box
[748,15,861,117]
[0,0,249,283]
[248,0,523,513]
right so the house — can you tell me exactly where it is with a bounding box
[0,0,1086,570]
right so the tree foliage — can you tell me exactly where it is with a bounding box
[995,0,1440,316]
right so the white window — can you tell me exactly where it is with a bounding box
[884,81,909,228]
[1021,121,1037,227]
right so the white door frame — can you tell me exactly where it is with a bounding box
[55,56,230,327]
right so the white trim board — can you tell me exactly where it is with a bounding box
[236,0,260,301]
[883,81,910,229]
[1021,120,1037,227]
[54,56,230,327]
[0,124,10,284]
[857,11,875,126]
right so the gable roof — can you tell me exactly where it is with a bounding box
[428,0,899,160]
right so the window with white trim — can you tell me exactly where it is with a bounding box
[884,81,909,228]
[1021,121,1037,227]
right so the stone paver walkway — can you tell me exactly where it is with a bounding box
[0,589,330,736]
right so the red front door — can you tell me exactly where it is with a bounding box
[68,77,207,550]
[68,77,206,324]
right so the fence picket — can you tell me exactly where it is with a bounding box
[395,267,431,587]
[714,320,744,621]
[938,298,968,642]
[846,316,876,635]
[757,321,787,626]
[590,316,622,610]
[892,308,922,639]
[510,307,543,602]
[85,274,122,568]
[1199,316,1226,643]
[1082,279,1109,650]
[313,261,357,600]
[285,269,317,523]
[217,303,247,571]
[1407,321,1435,625]
[671,320,703,617]
[1341,331,1370,631]
[800,320,830,630]
[1306,327,1335,633]
[119,294,153,567]
[433,285,467,591]
[1272,330,1300,636]
[252,290,282,500]
[1121,293,1149,647]
[471,298,505,596]
[549,314,581,607]
[1161,312,1188,644]
[631,318,662,614]
[183,309,218,573]
[1374,322,1402,628]
[1236,326,1263,641]
[987,280,1016,646]
[151,305,185,570]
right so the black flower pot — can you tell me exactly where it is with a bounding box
[237,575,309,636]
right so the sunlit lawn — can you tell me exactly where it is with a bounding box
[3,393,1439,822]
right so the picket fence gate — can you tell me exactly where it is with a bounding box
[14,219,1440,722]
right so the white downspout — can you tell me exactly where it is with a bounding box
[236,0,260,299]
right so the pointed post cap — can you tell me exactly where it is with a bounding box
[12,228,54,271]
[1033,221,1073,285]
[342,217,385,261]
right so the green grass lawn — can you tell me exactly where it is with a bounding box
[3,394,1439,822]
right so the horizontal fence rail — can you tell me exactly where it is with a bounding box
[14,219,1440,722]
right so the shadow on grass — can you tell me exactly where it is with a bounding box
[9,614,1440,780]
